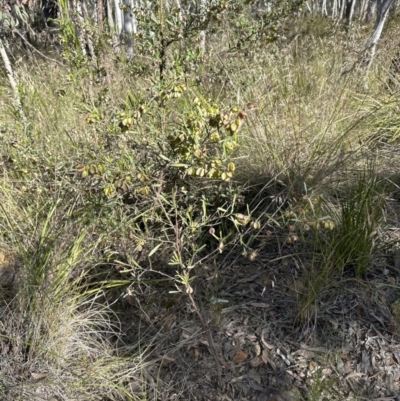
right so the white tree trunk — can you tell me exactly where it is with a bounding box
[346,0,357,24]
[76,0,87,56]
[339,0,346,19]
[199,0,207,58]
[106,0,119,50]
[366,0,377,21]
[321,0,328,15]
[0,37,26,124]
[332,0,338,17]
[363,0,394,69]
[122,0,136,58]
[114,0,123,35]
[359,0,369,19]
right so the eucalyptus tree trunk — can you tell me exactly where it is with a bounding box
[366,0,377,20]
[0,37,27,124]
[122,0,137,58]
[332,0,338,17]
[339,0,347,19]
[359,0,369,20]
[199,0,207,58]
[106,0,114,28]
[321,0,328,15]
[81,0,97,61]
[346,0,357,24]
[106,0,119,50]
[97,0,104,26]
[114,0,123,35]
[76,0,87,56]
[363,0,394,69]
[113,0,123,53]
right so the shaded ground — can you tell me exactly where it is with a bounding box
[119,238,400,401]
[1,209,400,401]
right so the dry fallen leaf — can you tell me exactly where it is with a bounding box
[345,371,364,380]
[261,349,269,364]
[31,372,49,380]
[160,355,175,367]
[249,356,264,368]
[192,348,201,359]
[261,332,275,350]
[253,342,261,356]
[308,360,318,372]
[232,349,248,364]
[294,279,305,292]
[321,367,332,376]
[124,294,134,305]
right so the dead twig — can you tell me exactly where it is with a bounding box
[13,30,63,66]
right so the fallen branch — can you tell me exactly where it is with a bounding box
[13,30,64,66]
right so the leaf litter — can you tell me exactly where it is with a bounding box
[117,241,400,401]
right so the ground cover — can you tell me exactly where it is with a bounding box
[1,12,400,401]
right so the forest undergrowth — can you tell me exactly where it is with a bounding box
[1,11,400,401]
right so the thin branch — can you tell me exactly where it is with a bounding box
[13,30,64,66]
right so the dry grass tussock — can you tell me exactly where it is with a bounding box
[234,33,400,191]
[0,187,147,400]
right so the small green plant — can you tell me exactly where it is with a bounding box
[74,82,245,203]
[167,96,244,181]
[323,171,383,278]
[286,165,386,322]
[57,0,87,69]
[306,364,338,401]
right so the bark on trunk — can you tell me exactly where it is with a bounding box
[321,0,328,15]
[122,0,136,59]
[97,0,104,27]
[76,0,87,57]
[332,0,338,17]
[359,0,369,20]
[114,0,123,52]
[114,0,123,35]
[81,0,97,61]
[106,0,119,50]
[362,0,394,69]
[346,0,357,24]
[366,0,377,21]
